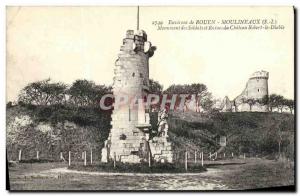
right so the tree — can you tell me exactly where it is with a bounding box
[18,79,67,105]
[163,83,211,112]
[263,94,293,113]
[275,95,285,112]
[246,98,256,111]
[284,99,294,114]
[269,94,284,112]
[46,82,68,104]
[199,91,214,112]
[189,83,208,112]
[6,101,13,108]
[268,94,276,112]
[240,97,247,104]
[93,85,112,108]
[164,84,188,95]
[149,79,163,95]
[68,79,111,107]
[148,79,163,111]
[261,95,269,105]
[163,84,191,111]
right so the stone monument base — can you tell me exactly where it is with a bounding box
[149,136,173,163]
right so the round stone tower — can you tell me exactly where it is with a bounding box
[245,70,269,99]
[232,70,269,112]
[101,30,156,163]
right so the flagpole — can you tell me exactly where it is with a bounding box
[137,6,139,30]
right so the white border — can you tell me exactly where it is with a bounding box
[1,0,298,195]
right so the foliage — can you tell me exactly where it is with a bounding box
[6,105,111,161]
[17,78,112,108]
[168,111,294,160]
[261,95,269,105]
[245,98,256,111]
[68,79,111,107]
[163,83,213,112]
[148,79,163,95]
[7,101,13,108]
[284,99,294,113]
[266,94,294,113]
[18,79,67,105]
[164,83,207,95]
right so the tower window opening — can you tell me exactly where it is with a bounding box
[120,134,127,140]
[140,73,143,78]
[130,151,139,155]
[132,72,135,77]
[258,89,260,92]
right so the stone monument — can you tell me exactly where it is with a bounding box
[101,29,173,163]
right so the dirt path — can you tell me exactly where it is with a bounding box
[39,166,224,176]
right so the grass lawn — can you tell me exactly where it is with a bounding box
[219,158,295,190]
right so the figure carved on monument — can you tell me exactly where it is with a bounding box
[157,109,169,137]
[149,108,173,163]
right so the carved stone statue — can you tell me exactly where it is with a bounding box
[157,109,169,137]
[148,108,173,163]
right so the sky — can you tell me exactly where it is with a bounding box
[6,6,294,102]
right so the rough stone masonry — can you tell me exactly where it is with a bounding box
[219,70,269,112]
[101,30,173,164]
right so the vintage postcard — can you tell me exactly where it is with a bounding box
[6,6,295,191]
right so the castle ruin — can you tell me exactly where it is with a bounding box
[101,30,173,164]
[220,70,269,112]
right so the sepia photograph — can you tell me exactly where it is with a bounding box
[6,6,295,191]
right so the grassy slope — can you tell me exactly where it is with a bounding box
[7,105,295,161]
[6,104,111,161]
[168,111,294,159]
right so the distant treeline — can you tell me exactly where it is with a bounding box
[263,94,294,113]
[239,94,294,113]
[13,78,112,108]
[7,78,294,114]
[8,78,215,112]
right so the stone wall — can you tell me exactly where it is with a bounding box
[149,136,173,163]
